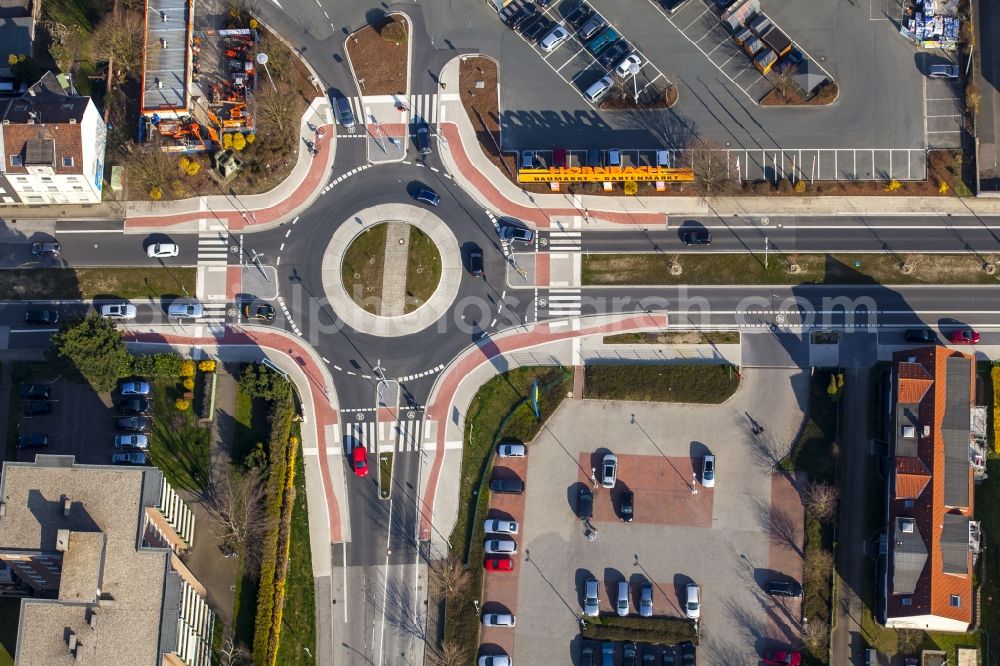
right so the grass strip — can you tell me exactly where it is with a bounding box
[341,224,387,314]
[148,379,211,493]
[581,615,697,645]
[0,267,197,300]
[582,253,1000,286]
[404,227,442,313]
[583,364,740,403]
[603,331,739,345]
[379,451,393,499]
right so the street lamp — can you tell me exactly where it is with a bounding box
[690,472,698,495]
[628,62,641,104]
[256,52,277,93]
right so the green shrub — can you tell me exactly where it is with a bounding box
[123,352,184,377]
[378,19,406,42]
[582,615,698,644]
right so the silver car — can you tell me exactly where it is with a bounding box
[484,519,519,534]
[583,577,600,616]
[101,303,137,320]
[601,452,618,488]
[477,656,511,666]
[481,613,516,627]
[685,583,701,619]
[539,25,569,52]
[168,301,204,318]
[484,538,518,555]
[114,434,149,450]
[497,442,526,458]
[119,381,151,396]
[639,582,653,617]
[616,580,629,616]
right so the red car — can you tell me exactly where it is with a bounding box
[484,557,514,572]
[950,328,980,344]
[764,651,802,666]
[352,445,369,477]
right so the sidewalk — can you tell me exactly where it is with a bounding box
[125,99,335,232]
[433,57,1000,224]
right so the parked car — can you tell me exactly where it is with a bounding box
[578,486,594,520]
[587,27,620,56]
[663,647,677,665]
[584,76,614,103]
[539,25,570,52]
[497,442,526,457]
[117,398,151,415]
[116,416,151,432]
[114,434,149,450]
[639,581,653,617]
[765,579,803,598]
[619,490,634,522]
[168,301,204,318]
[928,63,959,79]
[681,228,712,246]
[352,444,369,477]
[498,221,534,244]
[597,40,630,68]
[484,538,518,555]
[414,188,441,206]
[415,123,431,154]
[679,642,696,665]
[23,400,52,416]
[684,583,701,619]
[616,580,629,616]
[19,384,49,399]
[601,452,618,488]
[484,519,519,534]
[146,242,179,258]
[583,577,600,616]
[482,613,516,627]
[101,303,137,320]
[701,455,716,488]
[763,650,802,666]
[24,309,59,325]
[904,328,936,343]
[614,53,642,78]
[623,642,638,666]
[502,2,536,28]
[17,434,49,449]
[243,303,275,321]
[484,557,514,572]
[566,2,594,28]
[467,245,484,277]
[949,328,980,344]
[577,13,606,40]
[490,477,524,494]
[32,241,60,256]
[112,451,148,465]
[333,94,356,128]
[601,641,615,666]
[477,655,511,666]
[581,639,596,666]
[119,381,151,396]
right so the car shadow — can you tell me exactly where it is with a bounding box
[574,568,593,609]
[603,567,625,608]
[567,481,590,516]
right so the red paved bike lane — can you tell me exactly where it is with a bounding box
[124,328,344,542]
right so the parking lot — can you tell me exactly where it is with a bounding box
[919,52,964,149]
[480,368,810,665]
[507,0,673,107]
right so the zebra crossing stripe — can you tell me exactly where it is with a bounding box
[342,418,426,453]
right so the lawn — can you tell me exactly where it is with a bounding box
[232,561,260,654]
[603,331,740,345]
[148,380,211,493]
[445,367,572,659]
[379,451,393,499]
[404,227,442,313]
[975,457,1000,663]
[232,385,268,466]
[583,364,740,403]
[342,224,387,314]
[0,597,19,666]
[581,253,1000,286]
[0,268,196,300]
[274,442,316,666]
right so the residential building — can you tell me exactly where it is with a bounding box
[0,455,213,666]
[883,346,980,633]
[0,72,106,204]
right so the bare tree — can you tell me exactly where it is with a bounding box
[685,139,734,197]
[773,62,797,100]
[428,554,472,603]
[897,628,923,653]
[804,482,840,522]
[218,635,252,666]
[801,618,829,653]
[804,548,833,587]
[124,143,174,198]
[90,11,145,84]
[426,640,467,666]
[209,466,270,574]
[249,81,297,144]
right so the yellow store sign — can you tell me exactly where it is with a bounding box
[518,166,695,183]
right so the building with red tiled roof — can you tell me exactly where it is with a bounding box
[883,345,979,633]
[0,72,106,204]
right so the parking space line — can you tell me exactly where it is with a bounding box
[680,7,711,32]
[692,25,718,44]
[706,39,728,55]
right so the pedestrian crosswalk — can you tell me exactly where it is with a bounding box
[200,302,227,324]
[343,418,430,453]
[341,94,441,127]
[542,288,582,318]
[543,229,582,252]
[197,232,230,266]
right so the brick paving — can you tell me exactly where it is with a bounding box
[381,222,411,316]
[766,471,805,639]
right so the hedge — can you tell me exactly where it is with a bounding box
[581,615,698,645]
[120,352,184,377]
[992,366,1000,454]
[266,431,300,665]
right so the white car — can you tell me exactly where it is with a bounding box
[702,455,716,488]
[119,381,151,396]
[484,519,519,535]
[481,613,516,627]
[583,577,600,616]
[477,656,511,666]
[539,25,569,52]
[601,452,618,488]
[168,301,204,318]
[616,580,629,616]
[484,538,518,555]
[614,53,643,78]
[497,442,526,458]
[685,583,701,619]
[147,243,179,258]
[101,303,137,320]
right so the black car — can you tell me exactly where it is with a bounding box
[490,477,524,494]
[618,490,634,523]
[24,309,59,325]
[502,2,536,28]
[679,642,696,666]
[904,328,936,343]
[17,433,49,449]
[681,229,712,245]
[663,647,677,666]
[578,486,593,519]
[19,384,50,399]
[467,245,484,277]
[581,639,595,666]
[332,94,356,129]
[623,642,638,666]
[597,41,630,69]
[243,303,275,321]
[765,579,803,598]
[414,123,431,155]
[642,645,656,665]
[31,241,60,256]
[23,400,52,416]
[116,416,152,433]
[566,2,594,28]
[414,188,440,206]
[117,398,151,415]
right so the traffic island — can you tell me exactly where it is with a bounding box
[760,79,839,106]
[345,14,410,95]
[379,452,393,500]
[599,82,678,110]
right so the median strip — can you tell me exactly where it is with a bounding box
[0,268,197,300]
